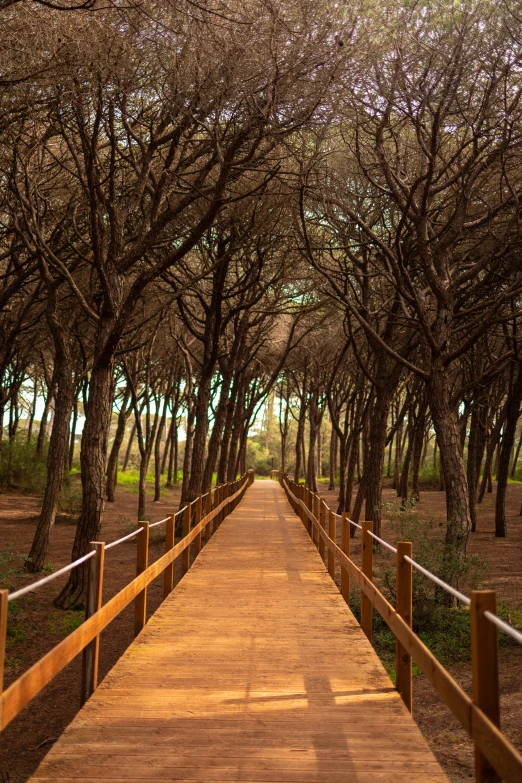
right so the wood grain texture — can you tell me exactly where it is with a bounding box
[29,481,448,783]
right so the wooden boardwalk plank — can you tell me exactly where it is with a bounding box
[30,481,448,782]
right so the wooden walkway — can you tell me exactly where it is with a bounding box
[31,481,448,783]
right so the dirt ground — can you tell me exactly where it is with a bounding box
[0,476,521,783]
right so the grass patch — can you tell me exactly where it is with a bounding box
[0,543,23,584]
[60,612,84,634]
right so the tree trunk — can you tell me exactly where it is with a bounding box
[203,373,232,490]
[36,381,54,458]
[386,430,394,478]
[487,465,493,493]
[166,417,176,487]
[239,436,247,475]
[345,433,358,515]
[227,390,244,482]
[493,441,500,482]
[138,451,151,519]
[410,399,427,501]
[467,406,481,532]
[7,391,19,486]
[27,296,75,573]
[27,357,74,571]
[27,378,38,443]
[351,473,367,527]
[122,421,136,471]
[329,427,337,490]
[510,425,522,477]
[278,383,290,474]
[134,393,160,519]
[187,375,213,499]
[365,386,393,538]
[316,417,322,480]
[154,393,170,502]
[306,393,320,492]
[173,420,179,485]
[294,405,306,482]
[106,389,131,502]
[180,406,195,506]
[161,417,173,477]
[54,358,114,609]
[399,419,414,506]
[68,397,79,471]
[218,380,239,484]
[426,366,471,566]
[478,410,505,503]
[495,365,522,537]
[336,437,348,513]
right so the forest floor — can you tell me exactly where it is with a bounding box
[0,475,521,782]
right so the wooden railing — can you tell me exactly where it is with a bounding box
[274,470,522,783]
[0,470,254,730]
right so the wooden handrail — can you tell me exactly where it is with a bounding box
[0,470,254,731]
[276,471,522,783]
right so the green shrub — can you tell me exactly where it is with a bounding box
[379,499,486,611]
[58,475,83,519]
[359,500,491,672]
[417,463,441,489]
[246,439,272,476]
[0,437,48,493]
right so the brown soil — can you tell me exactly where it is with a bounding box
[0,476,521,783]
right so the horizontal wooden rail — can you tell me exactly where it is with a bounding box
[276,471,522,783]
[0,470,254,731]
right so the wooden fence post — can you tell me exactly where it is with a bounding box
[304,487,311,536]
[213,486,220,534]
[361,521,373,642]
[195,494,202,556]
[216,485,221,527]
[319,499,326,562]
[341,512,350,603]
[221,484,226,524]
[182,503,191,575]
[81,541,105,705]
[328,509,336,579]
[0,589,8,704]
[205,490,212,542]
[134,522,149,637]
[471,590,501,783]
[313,494,320,549]
[225,483,230,520]
[396,541,413,712]
[221,485,226,524]
[163,513,175,598]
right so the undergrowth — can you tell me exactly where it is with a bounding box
[0,438,48,493]
[354,500,522,678]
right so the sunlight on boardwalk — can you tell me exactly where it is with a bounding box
[30,481,448,782]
